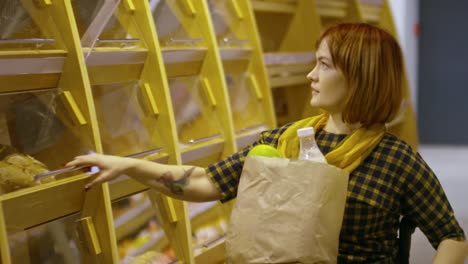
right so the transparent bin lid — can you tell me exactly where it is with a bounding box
[168,76,223,147]
[207,0,249,47]
[71,0,146,49]
[8,213,83,264]
[0,89,94,194]
[91,81,165,157]
[225,73,267,133]
[112,192,178,263]
[150,0,205,47]
[188,201,227,255]
[0,1,60,51]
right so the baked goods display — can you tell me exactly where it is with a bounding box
[0,149,55,194]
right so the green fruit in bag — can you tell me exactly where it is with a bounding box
[248,144,281,158]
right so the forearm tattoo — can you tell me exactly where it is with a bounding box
[155,167,196,195]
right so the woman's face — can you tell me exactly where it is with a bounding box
[307,40,348,114]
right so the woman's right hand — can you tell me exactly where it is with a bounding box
[66,153,134,190]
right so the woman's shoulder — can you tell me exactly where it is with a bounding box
[258,122,295,146]
[373,132,420,164]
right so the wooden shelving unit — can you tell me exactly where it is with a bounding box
[205,0,276,149]
[250,0,323,126]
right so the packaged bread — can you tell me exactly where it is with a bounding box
[0,153,53,194]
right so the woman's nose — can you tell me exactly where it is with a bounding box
[307,66,318,81]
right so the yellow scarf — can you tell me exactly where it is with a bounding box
[277,114,385,173]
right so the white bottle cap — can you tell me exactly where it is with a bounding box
[297,127,315,137]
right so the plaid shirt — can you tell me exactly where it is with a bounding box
[206,123,465,263]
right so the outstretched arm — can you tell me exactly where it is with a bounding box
[66,154,221,202]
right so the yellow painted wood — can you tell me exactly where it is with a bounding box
[270,75,308,88]
[182,0,197,16]
[20,0,64,48]
[123,0,136,12]
[247,74,263,99]
[379,0,398,35]
[193,0,238,157]
[251,1,297,13]
[316,8,346,18]
[114,201,155,241]
[190,204,223,231]
[238,0,277,128]
[50,0,103,153]
[0,0,186,263]
[0,203,11,264]
[76,216,102,255]
[316,0,347,9]
[163,1,197,40]
[87,64,143,85]
[80,184,119,263]
[267,63,312,76]
[164,60,204,77]
[162,197,179,223]
[61,90,88,125]
[130,1,183,164]
[360,2,381,23]
[0,7,109,264]
[0,50,67,58]
[279,0,322,51]
[251,0,320,124]
[109,178,148,201]
[112,7,144,48]
[194,5,279,262]
[148,191,194,263]
[220,199,235,220]
[229,0,244,19]
[0,74,60,93]
[194,240,225,264]
[143,83,160,116]
[180,137,225,155]
[40,0,52,6]
[201,78,217,107]
[221,59,250,73]
[0,174,89,231]
[344,0,362,22]
[128,1,197,263]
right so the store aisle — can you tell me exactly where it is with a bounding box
[411,145,468,263]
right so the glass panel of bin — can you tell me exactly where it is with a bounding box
[168,76,223,148]
[207,0,249,47]
[0,1,60,51]
[71,0,146,49]
[150,0,205,48]
[0,89,94,194]
[112,191,178,263]
[91,81,165,157]
[8,213,83,264]
[189,201,227,255]
[225,73,266,134]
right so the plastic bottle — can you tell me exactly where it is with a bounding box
[297,127,327,163]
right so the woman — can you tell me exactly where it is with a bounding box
[67,23,466,263]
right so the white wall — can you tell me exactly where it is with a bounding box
[413,146,468,264]
[388,0,419,111]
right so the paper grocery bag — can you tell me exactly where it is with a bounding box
[226,156,349,264]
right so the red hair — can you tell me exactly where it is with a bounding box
[318,23,404,126]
